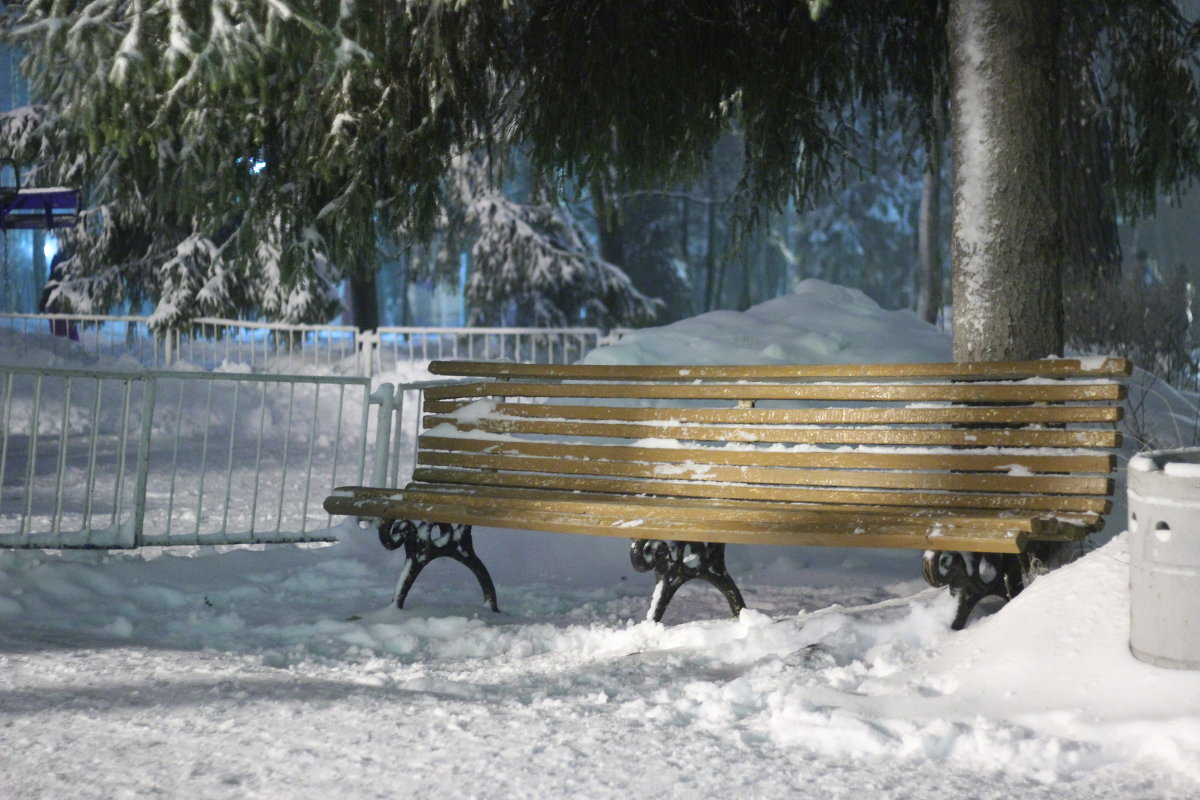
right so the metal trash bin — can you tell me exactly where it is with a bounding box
[1128,448,1200,669]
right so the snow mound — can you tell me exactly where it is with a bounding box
[585,279,951,366]
[927,535,1200,781]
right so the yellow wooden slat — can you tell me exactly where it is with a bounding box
[323,492,1031,553]
[419,435,1116,475]
[424,380,1125,404]
[394,482,1101,525]
[391,484,1071,532]
[422,400,1125,425]
[418,450,1114,496]
[408,467,1112,515]
[429,357,1133,382]
[416,483,1099,530]
[329,483,1098,539]
[424,415,1123,449]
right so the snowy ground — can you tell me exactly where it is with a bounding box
[3,281,1200,799]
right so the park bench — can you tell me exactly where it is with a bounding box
[324,357,1129,628]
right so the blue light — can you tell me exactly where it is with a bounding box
[235,156,267,175]
[43,234,59,262]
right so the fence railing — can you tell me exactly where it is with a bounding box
[162,318,362,373]
[0,366,382,549]
[0,313,628,375]
[0,313,166,365]
[368,326,613,375]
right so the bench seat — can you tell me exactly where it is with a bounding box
[327,483,1091,552]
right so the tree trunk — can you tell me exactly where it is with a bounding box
[32,230,47,311]
[703,166,720,311]
[679,195,690,274]
[621,193,687,323]
[397,247,412,327]
[949,0,1063,361]
[917,166,943,325]
[591,180,625,268]
[775,211,791,298]
[348,269,379,333]
[917,122,944,326]
[737,241,752,310]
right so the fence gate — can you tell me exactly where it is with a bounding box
[0,367,377,549]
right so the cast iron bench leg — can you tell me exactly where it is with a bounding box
[379,520,500,612]
[922,550,1024,630]
[630,539,746,622]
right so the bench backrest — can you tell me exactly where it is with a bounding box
[415,358,1129,530]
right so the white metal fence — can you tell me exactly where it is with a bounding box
[0,366,388,549]
[0,313,627,374]
[162,318,362,372]
[0,313,167,365]
[369,326,614,374]
[0,315,630,549]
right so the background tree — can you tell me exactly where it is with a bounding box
[592,181,693,324]
[916,96,947,326]
[450,156,661,327]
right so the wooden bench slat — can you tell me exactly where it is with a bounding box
[397,492,1043,532]
[324,492,1032,553]
[389,484,1101,534]
[424,415,1123,449]
[410,466,1113,516]
[419,450,1114,496]
[430,357,1132,382]
[424,380,1125,404]
[419,435,1116,475]
[401,483,1098,529]
[422,400,1125,426]
[361,482,1019,514]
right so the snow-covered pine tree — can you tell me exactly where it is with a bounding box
[0,0,503,330]
[451,156,660,328]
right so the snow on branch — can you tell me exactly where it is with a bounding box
[454,156,660,328]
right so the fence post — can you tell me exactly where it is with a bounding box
[358,330,378,379]
[390,386,407,488]
[370,383,395,486]
[129,375,157,548]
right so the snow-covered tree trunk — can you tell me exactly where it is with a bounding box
[949,0,1063,361]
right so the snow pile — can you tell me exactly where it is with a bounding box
[0,325,148,372]
[2,281,1199,798]
[586,279,952,366]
